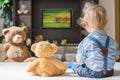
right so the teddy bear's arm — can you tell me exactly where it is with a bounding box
[3,43,11,54]
[52,58,68,71]
[26,60,39,72]
[1,43,11,61]
[24,46,32,57]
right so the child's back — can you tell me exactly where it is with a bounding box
[67,2,120,78]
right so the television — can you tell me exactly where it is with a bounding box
[41,9,72,28]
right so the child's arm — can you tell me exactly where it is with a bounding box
[75,54,85,68]
[76,56,84,64]
[75,42,86,65]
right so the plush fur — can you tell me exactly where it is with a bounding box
[0,44,6,61]
[2,26,31,62]
[26,41,68,76]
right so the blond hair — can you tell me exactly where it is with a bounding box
[82,3,107,29]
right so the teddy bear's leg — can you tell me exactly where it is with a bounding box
[42,64,62,76]
[24,57,37,62]
[41,72,49,77]
[32,71,39,76]
[27,60,39,71]
[5,58,15,62]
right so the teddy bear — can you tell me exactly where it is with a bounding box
[2,26,31,62]
[34,35,43,43]
[17,3,28,14]
[26,41,68,76]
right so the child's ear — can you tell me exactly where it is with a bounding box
[84,21,89,28]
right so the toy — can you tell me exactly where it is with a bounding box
[61,39,67,45]
[19,20,27,28]
[2,26,31,62]
[53,40,58,46]
[17,4,28,14]
[34,35,43,43]
[26,41,68,76]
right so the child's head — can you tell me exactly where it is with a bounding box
[81,2,107,32]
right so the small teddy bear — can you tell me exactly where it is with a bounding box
[26,41,68,76]
[17,4,28,14]
[2,26,31,62]
[34,35,43,43]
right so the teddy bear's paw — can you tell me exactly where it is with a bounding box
[24,57,37,62]
[17,10,22,14]
[41,72,49,77]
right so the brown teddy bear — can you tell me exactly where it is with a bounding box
[2,26,31,62]
[26,41,68,76]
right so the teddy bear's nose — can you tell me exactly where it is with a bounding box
[17,36,21,39]
[16,35,21,39]
[13,35,22,43]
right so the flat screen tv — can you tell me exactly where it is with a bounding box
[41,9,72,28]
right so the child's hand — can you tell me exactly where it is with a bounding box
[66,61,75,68]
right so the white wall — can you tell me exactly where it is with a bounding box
[99,0,115,39]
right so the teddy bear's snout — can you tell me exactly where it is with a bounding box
[13,34,22,43]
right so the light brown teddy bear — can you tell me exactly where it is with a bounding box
[26,41,68,76]
[2,26,31,62]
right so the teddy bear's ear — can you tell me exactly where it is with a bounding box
[31,43,37,52]
[22,27,28,33]
[2,29,9,35]
[51,44,57,53]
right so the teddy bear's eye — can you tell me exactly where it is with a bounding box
[17,31,23,34]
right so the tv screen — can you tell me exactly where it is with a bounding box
[42,9,72,28]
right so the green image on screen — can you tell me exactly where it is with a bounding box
[42,9,72,28]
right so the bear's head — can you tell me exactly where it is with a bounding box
[31,41,57,58]
[2,26,28,44]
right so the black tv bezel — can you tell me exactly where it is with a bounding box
[40,8,73,29]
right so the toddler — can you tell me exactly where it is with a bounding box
[67,3,120,78]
